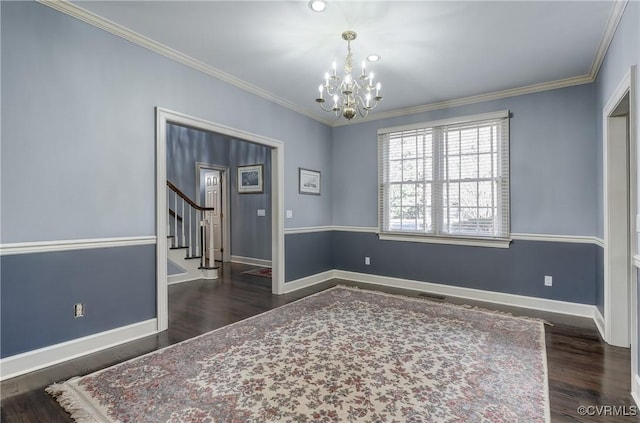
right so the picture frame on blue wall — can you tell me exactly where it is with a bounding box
[299,168,321,195]
[237,164,263,194]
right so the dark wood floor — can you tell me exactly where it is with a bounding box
[2,263,639,422]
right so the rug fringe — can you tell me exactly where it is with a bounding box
[46,381,102,423]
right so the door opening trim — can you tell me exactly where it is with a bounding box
[156,108,285,331]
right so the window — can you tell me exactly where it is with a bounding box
[378,111,510,246]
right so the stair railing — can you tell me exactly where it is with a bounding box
[166,180,216,269]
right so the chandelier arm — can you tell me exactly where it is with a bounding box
[318,102,338,113]
[325,86,340,97]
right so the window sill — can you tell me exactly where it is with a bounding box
[378,232,512,248]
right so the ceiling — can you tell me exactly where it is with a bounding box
[70,0,617,125]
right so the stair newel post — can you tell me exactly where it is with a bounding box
[208,207,214,267]
[198,210,204,265]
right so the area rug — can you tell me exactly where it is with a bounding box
[242,267,272,278]
[47,286,550,422]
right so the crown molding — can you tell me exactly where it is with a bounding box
[589,0,628,80]
[331,74,593,127]
[39,0,625,130]
[38,0,333,127]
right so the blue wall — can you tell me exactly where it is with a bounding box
[332,84,598,235]
[593,0,640,338]
[1,0,632,362]
[229,139,273,260]
[1,245,156,357]
[0,1,332,359]
[325,83,599,304]
[0,1,333,245]
[286,231,597,304]
[285,232,333,281]
[333,233,596,303]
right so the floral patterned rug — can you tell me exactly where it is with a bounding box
[47,286,550,422]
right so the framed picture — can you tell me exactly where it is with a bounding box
[299,168,321,195]
[237,164,263,194]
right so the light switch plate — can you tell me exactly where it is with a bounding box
[257,209,266,217]
[286,210,293,219]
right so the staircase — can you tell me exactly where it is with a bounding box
[167,180,219,283]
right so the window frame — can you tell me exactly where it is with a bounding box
[377,110,511,248]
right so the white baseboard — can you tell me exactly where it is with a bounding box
[594,307,606,341]
[0,319,158,381]
[168,274,200,285]
[282,270,335,294]
[231,255,272,267]
[334,270,597,318]
[281,269,597,320]
[633,374,640,408]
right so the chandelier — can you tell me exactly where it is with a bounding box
[315,30,382,121]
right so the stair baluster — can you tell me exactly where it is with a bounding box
[166,180,218,280]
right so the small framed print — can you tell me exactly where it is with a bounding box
[299,168,321,195]
[237,164,263,194]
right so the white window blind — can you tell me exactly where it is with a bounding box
[378,111,510,241]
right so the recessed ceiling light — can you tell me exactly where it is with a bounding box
[308,0,326,12]
[367,54,381,62]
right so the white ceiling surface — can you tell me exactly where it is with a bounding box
[72,1,615,124]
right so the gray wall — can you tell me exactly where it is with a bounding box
[166,124,272,260]
[0,2,332,359]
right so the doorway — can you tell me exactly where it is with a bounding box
[603,65,637,399]
[196,164,230,263]
[603,66,636,351]
[156,108,286,333]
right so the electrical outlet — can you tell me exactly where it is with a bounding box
[257,209,266,217]
[544,276,552,287]
[74,303,84,318]
[286,210,293,219]
[365,256,371,265]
